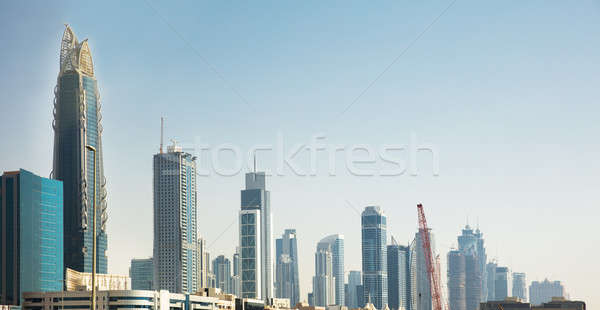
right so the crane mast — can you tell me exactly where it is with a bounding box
[417,203,444,310]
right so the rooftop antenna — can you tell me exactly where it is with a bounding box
[253,152,257,173]
[160,117,164,154]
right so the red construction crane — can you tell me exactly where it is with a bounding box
[417,203,444,310]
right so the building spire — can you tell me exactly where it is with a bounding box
[253,152,257,173]
[160,117,164,154]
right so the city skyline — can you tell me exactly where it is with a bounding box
[1,2,599,309]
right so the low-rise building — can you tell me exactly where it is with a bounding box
[65,268,131,291]
[22,290,235,310]
[531,297,585,310]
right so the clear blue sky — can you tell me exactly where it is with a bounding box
[1,1,599,307]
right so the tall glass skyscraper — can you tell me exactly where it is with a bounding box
[239,170,273,299]
[319,234,344,306]
[410,229,436,310]
[361,206,387,310]
[213,255,232,294]
[346,271,362,309]
[448,225,484,310]
[130,258,154,290]
[512,272,526,301]
[153,143,199,293]
[494,267,509,301]
[388,239,410,310]
[313,238,336,307]
[52,25,108,274]
[0,169,64,305]
[275,229,300,306]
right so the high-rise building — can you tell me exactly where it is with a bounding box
[447,250,466,310]
[512,273,526,301]
[313,238,336,306]
[197,237,209,289]
[318,235,344,306]
[52,25,108,274]
[410,229,437,310]
[456,225,484,309]
[212,255,232,294]
[485,262,497,302]
[387,239,410,310]
[275,229,300,306]
[232,249,241,296]
[529,279,565,306]
[239,169,273,299]
[130,258,154,290]
[0,169,64,305]
[494,267,509,301]
[153,142,199,293]
[361,206,387,310]
[346,271,362,309]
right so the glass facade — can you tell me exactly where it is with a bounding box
[130,258,154,290]
[153,149,198,294]
[240,210,261,298]
[361,206,387,310]
[0,169,64,305]
[275,229,300,306]
[52,26,107,274]
[387,243,410,310]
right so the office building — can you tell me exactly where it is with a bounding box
[512,273,526,301]
[346,271,362,309]
[0,170,64,305]
[22,290,235,310]
[130,258,154,290]
[318,235,344,306]
[197,237,210,289]
[361,206,387,310]
[486,262,497,301]
[479,298,530,310]
[153,141,199,293]
[275,229,300,306]
[456,225,484,308]
[213,255,232,294]
[232,249,241,296]
[387,239,409,310]
[240,169,273,299]
[495,267,509,301]
[409,229,438,310]
[52,25,108,274]
[313,237,336,307]
[529,279,565,306]
[447,250,466,310]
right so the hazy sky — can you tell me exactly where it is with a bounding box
[1,1,599,308]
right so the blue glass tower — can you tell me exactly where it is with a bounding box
[52,25,107,274]
[387,239,410,310]
[0,169,64,305]
[361,206,387,310]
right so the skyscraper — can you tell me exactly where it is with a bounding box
[485,262,497,302]
[387,239,410,310]
[130,258,154,290]
[494,267,509,301]
[239,169,273,299]
[275,229,300,306]
[213,255,232,294]
[313,238,336,307]
[410,229,437,310]
[52,25,108,274]
[318,234,344,306]
[512,272,526,301]
[153,142,199,293]
[346,271,362,309]
[0,169,64,305]
[529,279,565,306]
[232,249,241,297]
[450,225,483,310]
[361,206,387,310]
[447,250,466,310]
